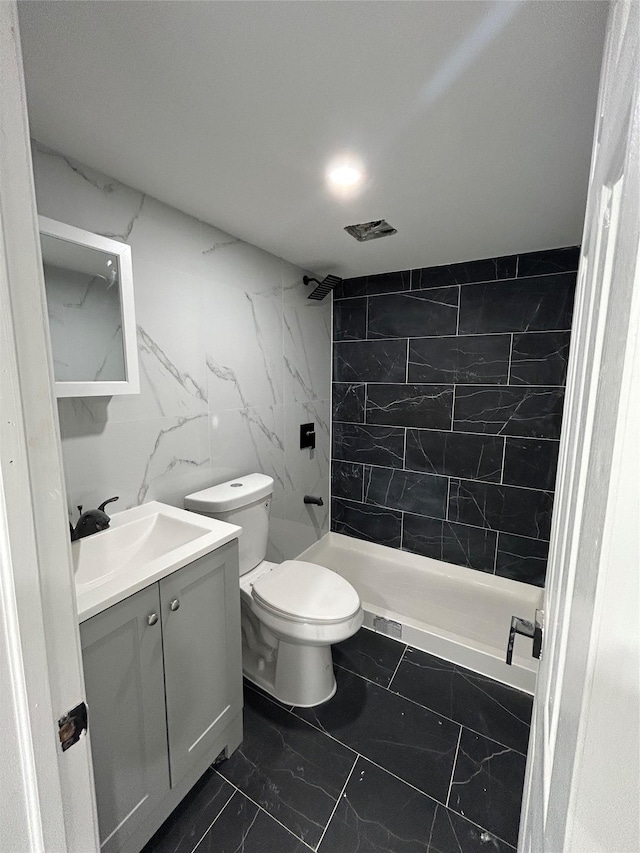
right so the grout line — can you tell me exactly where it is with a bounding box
[333,328,573,343]
[500,436,507,485]
[331,494,551,543]
[387,644,408,689]
[493,532,500,575]
[365,295,369,339]
[190,789,236,853]
[515,255,519,277]
[241,673,528,848]
[213,773,317,852]
[313,755,359,851]
[333,421,562,442]
[446,728,463,808]
[507,333,514,384]
[286,696,451,805]
[444,803,517,851]
[333,378,567,389]
[330,295,334,481]
[220,719,517,853]
[333,268,576,302]
[450,386,456,432]
[313,664,531,757]
[446,477,452,522]
[332,462,555,496]
[405,337,410,383]
[455,285,461,335]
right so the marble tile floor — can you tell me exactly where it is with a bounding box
[143,627,532,853]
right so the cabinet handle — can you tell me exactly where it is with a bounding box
[170,599,180,612]
[147,613,159,626]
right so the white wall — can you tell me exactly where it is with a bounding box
[31,141,331,561]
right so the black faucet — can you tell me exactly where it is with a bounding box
[70,497,119,541]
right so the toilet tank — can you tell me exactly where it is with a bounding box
[185,474,273,576]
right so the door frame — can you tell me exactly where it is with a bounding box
[1,0,636,850]
[0,3,99,850]
[519,1,639,849]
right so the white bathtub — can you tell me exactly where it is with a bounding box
[297,532,542,694]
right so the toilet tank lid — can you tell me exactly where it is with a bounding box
[185,473,274,512]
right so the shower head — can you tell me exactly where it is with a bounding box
[303,274,342,301]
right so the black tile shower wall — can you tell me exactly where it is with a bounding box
[331,247,579,587]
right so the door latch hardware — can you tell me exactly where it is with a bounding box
[58,702,88,752]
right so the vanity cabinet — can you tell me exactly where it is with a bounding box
[80,541,242,853]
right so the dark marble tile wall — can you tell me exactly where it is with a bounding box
[331,247,579,586]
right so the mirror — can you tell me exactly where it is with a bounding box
[39,216,139,397]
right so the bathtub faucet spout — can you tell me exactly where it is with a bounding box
[303,495,324,507]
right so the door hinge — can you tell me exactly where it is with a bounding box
[58,702,88,752]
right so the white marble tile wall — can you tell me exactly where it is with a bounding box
[32,141,331,559]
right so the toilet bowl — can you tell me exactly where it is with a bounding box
[185,474,363,707]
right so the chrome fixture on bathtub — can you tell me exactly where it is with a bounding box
[506,611,544,665]
[373,615,403,639]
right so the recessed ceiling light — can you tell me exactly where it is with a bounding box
[326,157,365,197]
[328,163,363,187]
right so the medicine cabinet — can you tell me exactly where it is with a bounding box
[39,216,139,397]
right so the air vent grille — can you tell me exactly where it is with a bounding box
[344,219,398,242]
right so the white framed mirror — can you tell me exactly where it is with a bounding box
[39,216,140,397]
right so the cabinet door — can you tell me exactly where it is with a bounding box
[160,541,242,785]
[80,584,170,853]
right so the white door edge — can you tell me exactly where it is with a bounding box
[0,3,99,850]
[519,1,640,850]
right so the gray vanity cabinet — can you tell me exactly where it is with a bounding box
[80,583,170,853]
[80,540,243,853]
[160,544,241,784]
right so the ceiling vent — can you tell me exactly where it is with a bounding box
[344,219,398,242]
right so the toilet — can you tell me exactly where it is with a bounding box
[185,473,363,707]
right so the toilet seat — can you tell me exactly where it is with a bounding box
[251,559,361,625]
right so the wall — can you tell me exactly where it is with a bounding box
[31,141,331,561]
[331,249,578,586]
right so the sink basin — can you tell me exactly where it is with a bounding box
[74,512,208,588]
[74,501,241,622]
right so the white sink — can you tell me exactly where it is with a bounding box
[74,501,241,622]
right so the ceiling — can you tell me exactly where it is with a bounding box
[18,1,608,279]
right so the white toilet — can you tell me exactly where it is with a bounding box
[185,473,363,707]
